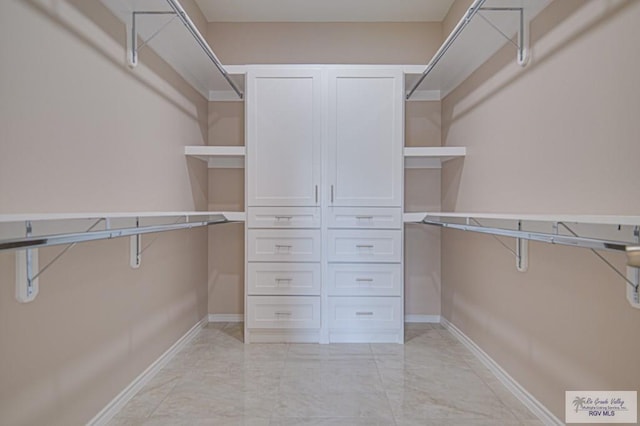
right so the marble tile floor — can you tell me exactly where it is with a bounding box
[108,323,543,426]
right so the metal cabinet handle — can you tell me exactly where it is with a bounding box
[331,185,334,203]
[356,278,373,282]
[275,311,292,316]
[356,312,374,316]
[356,216,373,220]
[275,216,293,221]
[356,244,374,249]
[275,244,292,250]
[275,278,293,282]
[315,185,318,204]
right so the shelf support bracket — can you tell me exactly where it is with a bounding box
[130,217,142,268]
[471,218,527,272]
[626,226,640,309]
[516,221,528,272]
[127,11,177,68]
[557,222,639,298]
[478,7,529,66]
[129,216,186,268]
[15,218,106,303]
[15,221,39,303]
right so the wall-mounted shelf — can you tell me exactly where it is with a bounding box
[404,212,640,227]
[404,147,466,168]
[0,211,245,303]
[99,0,245,101]
[406,0,551,100]
[404,211,640,308]
[184,146,246,168]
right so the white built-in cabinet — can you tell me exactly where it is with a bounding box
[245,66,404,344]
[327,69,403,207]
[246,69,321,207]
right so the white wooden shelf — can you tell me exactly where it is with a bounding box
[99,0,245,101]
[403,212,640,227]
[0,211,246,224]
[185,146,246,168]
[406,0,551,100]
[404,147,466,169]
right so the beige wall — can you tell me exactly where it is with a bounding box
[208,22,442,65]
[0,1,209,424]
[205,22,446,317]
[441,0,640,420]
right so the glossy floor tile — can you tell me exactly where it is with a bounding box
[108,323,542,426]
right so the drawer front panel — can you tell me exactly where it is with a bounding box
[328,207,401,229]
[247,296,320,329]
[248,207,321,229]
[327,263,402,296]
[327,230,401,263]
[328,297,401,330]
[248,229,321,262]
[248,263,321,295]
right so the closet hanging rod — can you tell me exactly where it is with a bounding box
[165,0,243,99]
[420,218,629,252]
[406,0,487,100]
[0,217,230,252]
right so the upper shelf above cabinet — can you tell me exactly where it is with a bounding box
[185,146,246,168]
[404,147,466,169]
[406,0,551,100]
[99,0,244,101]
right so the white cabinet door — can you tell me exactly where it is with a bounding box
[327,69,403,207]
[247,68,322,207]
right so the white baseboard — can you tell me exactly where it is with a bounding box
[405,314,441,323]
[88,317,208,426]
[208,314,244,323]
[440,317,563,426]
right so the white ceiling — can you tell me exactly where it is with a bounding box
[194,0,456,23]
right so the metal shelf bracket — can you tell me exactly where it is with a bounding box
[15,219,106,303]
[478,7,529,66]
[471,218,528,272]
[516,221,528,272]
[126,11,177,68]
[15,221,39,303]
[626,226,640,309]
[130,217,142,268]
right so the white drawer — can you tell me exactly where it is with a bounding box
[247,296,320,329]
[248,207,321,229]
[327,230,402,263]
[248,229,321,262]
[328,297,402,330]
[328,207,401,229]
[327,263,402,296]
[248,263,321,295]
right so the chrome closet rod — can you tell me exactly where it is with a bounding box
[165,0,243,99]
[0,218,229,252]
[406,0,487,100]
[421,218,629,252]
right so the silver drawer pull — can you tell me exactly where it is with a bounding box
[356,278,373,282]
[356,216,373,220]
[275,244,292,249]
[356,312,374,316]
[275,311,292,316]
[275,216,293,221]
[275,278,293,283]
[356,244,374,249]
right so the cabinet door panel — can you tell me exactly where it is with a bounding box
[328,69,403,207]
[247,69,321,206]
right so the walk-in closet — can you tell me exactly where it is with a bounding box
[1,0,639,425]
